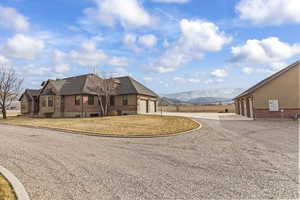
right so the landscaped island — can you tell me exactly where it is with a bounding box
[0,174,16,200]
[0,115,199,136]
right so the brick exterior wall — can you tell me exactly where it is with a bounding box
[254,108,300,118]
[63,95,100,117]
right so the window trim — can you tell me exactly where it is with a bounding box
[48,96,54,107]
[42,97,47,107]
[75,95,81,105]
[88,95,94,105]
[110,96,115,106]
[122,95,128,105]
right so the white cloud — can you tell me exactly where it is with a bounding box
[211,68,228,78]
[81,0,151,28]
[2,34,44,60]
[153,19,231,73]
[231,37,300,67]
[138,34,157,48]
[143,77,155,82]
[123,33,157,50]
[172,76,202,84]
[110,67,130,77]
[108,57,129,67]
[53,50,70,74]
[0,55,10,64]
[179,19,231,52]
[123,33,140,52]
[0,5,29,32]
[163,39,170,48]
[152,0,189,3]
[123,33,137,46]
[236,0,300,25]
[241,67,254,74]
[69,40,128,68]
[69,41,107,67]
[22,65,51,76]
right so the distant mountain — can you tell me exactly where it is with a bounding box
[160,88,244,105]
[159,97,183,106]
[188,97,232,105]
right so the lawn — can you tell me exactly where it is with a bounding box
[0,115,200,136]
[0,174,16,200]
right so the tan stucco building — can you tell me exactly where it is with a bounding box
[20,74,158,118]
[234,61,300,118]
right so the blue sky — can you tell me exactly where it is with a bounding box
[0,0,299,94]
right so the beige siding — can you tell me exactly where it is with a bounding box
[39,95,55,113]
[253,64,300,109]
[21,96,30,114]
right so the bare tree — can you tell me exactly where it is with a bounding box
[92,72,119,117]
[0,65,23,119]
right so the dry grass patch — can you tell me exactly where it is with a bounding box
[0,115,199,136]
[160,104,235,113]
[0,111,20,119]
[0,174,16,200]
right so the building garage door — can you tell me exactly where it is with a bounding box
[138,100,147,114]
[149,101,155,113]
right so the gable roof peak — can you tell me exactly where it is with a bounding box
[234,60,300,99]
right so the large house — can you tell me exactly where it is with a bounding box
[20,74,158,118]
[234,61,300,118]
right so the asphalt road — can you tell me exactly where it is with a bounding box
[0,119,298,200]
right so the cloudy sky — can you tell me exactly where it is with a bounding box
[0,0,299,93]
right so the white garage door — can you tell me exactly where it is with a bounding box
[138,100,147,114]
[149,101,155,113]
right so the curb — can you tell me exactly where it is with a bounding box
[0,166,30,200]
[0,119,202,139]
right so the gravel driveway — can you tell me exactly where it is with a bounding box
[0,119,298,200]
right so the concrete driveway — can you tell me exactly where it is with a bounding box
[156,112,252,120]
[0,119,298,200]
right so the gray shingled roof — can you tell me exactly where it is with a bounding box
[19,89,40,101]
[40,74,100,95]
[38,74,157,97]
[115,76,158,97]
[27,89,40,97]
[234,60,299,99]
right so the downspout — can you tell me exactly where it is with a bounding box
[81,95,84,118]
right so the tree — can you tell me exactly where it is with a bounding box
[0,65,23,119]
[93,73,119,117]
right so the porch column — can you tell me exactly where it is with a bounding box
[243,98,248,117]
[248,98,254,118]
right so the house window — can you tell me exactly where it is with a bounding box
[21,101,26,111]
[122,95,128,105]
[88,95,94,105]
[42,97,47,107]
[75,96,81,105]
[110,96,115,106]
[48,96,53,107]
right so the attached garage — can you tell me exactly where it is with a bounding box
[138,99,147,114]
[148,101,156,113]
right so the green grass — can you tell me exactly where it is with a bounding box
[0,115,200,136]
